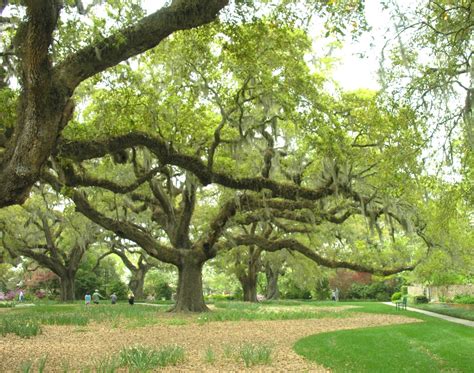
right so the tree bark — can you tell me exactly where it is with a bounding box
[0,0,229,208]
[265,265,280,300]
[129,268,146,300]
[59,272,76,302]
[171,256,208,312]
[241,277,258,302]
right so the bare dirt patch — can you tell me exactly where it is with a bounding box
[0,313,420,372]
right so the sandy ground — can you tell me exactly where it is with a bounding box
[0,311,420,372]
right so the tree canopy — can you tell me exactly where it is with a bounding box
[0,0,472,311]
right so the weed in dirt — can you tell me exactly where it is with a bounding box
[60,359,70,373]
[155,344,185,367]
[223,344,234,359]
[37,355,47,373]
[119,344,185,370]
[17,355,47,372]
[92,356,121,373]
[1,317,41,338]
[19,360,33,373]
[203,346,216,364]
[238,343,273,367]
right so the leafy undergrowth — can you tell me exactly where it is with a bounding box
[294,304,474,372]
[411,303,474,321]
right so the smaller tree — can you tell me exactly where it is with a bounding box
[0,188,99,301]
[96,240,157,300]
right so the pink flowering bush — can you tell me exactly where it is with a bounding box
[5,290,17,301]
[35,290,47,299]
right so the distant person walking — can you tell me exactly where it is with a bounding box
[18,290,24,302]
[92,289,104,305]
[85,291,91,305]
[128,292,135,305]
[335,288,340,302]
[110,293,117,305]
[331,289,336,301]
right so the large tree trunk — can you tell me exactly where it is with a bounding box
[238,247,260,303]
[59,272,75,302]
[265,265,280,300]
[241,277,258,302]
[129,268,146,300]
[171,257,208,312]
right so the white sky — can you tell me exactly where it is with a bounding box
[141,0,389,91]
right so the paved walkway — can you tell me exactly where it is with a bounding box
[382,302,474,327]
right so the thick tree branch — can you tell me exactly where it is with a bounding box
[72,190,180,265]
[231,235,416,276]
[64,164,161,194]
[58,132,336,201]
[56,0,229,90]
[175,178,196,248]
[0,0,64,207]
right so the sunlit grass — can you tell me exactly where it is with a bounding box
[294,303,474,372]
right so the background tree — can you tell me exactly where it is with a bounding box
[39,11,429,311]
[0,187,99,301]
[95,240,158,300]
[75,252,128,300]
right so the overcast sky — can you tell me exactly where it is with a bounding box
[141,0,391,91]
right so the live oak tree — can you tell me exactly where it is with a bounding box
[263,254,285,300]
[0,0,229,208]
[95,240,157,299]
[0,0,370,209]
[39,16,432,313]
[0,188,99,301]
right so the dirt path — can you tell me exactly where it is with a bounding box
[0,313,420,372]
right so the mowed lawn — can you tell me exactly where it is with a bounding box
[294,303,474,372]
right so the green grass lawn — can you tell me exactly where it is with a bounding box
[410,303,474,321]
[294,303,474,373]
[2,300,473,371]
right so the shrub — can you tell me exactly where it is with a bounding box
[347,282,392,301]
[313,278,331,300]
[284,288,312,300]
[0,301,14,308]
[35,290,47,299]
[452,294,474,304]
[205,294,235,301]
[391,292,402,302]
[413,295,429,304]
[5,290,17,301]
[155,282,173,300]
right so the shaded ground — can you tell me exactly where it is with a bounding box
[0,310,419,372]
